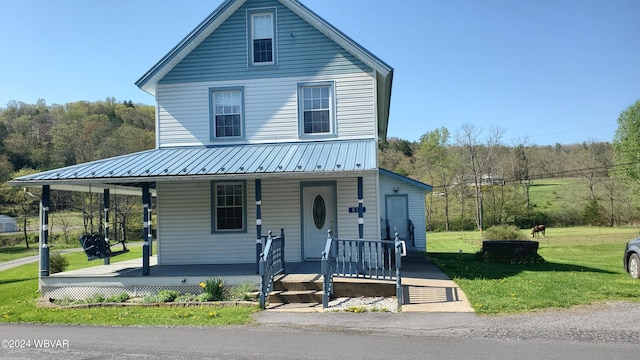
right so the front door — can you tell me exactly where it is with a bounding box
[386,195,408,239]
[302,184,336,260]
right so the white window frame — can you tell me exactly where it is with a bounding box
[298,81,337,138]
[247,8,277,67]
[209,87,244,140]
[211,180,247,233]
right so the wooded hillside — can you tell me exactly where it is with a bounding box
[379,126,638,231]
[0,100,636,236]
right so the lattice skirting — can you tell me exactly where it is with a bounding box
[40,284,249,301]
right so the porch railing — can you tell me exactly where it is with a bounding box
[258,229,285,308]
[408,219,415,247]
[321,231,405,310]
[383,219,416,248]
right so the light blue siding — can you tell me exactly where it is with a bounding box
[160,0,371,84]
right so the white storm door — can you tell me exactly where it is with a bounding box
[302,185,335,260]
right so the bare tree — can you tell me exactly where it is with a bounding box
[455,124,505,231]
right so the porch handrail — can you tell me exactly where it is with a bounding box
[258,228,285,308]
[321,230,335,309]
[408,219,415,247]
[322,231,405,310]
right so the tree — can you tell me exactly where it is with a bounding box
[0,169,39,248]
[418,128,453,230]
[455,124,504,231]
[613,99,640,180]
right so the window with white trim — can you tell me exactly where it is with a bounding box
[212,181,246,232]
[211,88,243,139]
[248,10,276,66]
[298,83,335,136]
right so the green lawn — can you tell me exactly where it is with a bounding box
[427,226,640,314]
[0,245,39,262]
[0,247,257,326]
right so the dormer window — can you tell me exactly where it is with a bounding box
[248,9,277,66]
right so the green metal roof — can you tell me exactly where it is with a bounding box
[10,140,378,190]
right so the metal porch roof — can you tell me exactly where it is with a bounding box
[10,140,378,188]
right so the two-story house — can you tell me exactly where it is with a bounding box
[11,0,432,301]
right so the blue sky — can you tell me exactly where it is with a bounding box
[1,0,638,146]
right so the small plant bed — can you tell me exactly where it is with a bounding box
[47,278,259,309]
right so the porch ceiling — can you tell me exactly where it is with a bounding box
[9,140,378,191]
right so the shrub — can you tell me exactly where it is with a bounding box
[105,292,130,303]
[142,294,158,303]
[583,199,608,226]
[86,293,106,304]
[156,289,180,302]
[174,293,196,303]
[228,282,258,301]
[483,225,527,240]
[199,277,226,301]
[49,252,69,274]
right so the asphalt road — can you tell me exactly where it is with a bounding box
[1,302,638,360]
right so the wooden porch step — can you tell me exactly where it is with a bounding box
[273,274,323,292]
[267,274,396,305]
[268,290,323,304]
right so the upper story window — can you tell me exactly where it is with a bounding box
[248,9,277,66]
[298,82,336,137]
[210,87,244,140]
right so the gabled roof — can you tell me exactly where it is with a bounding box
[10,140,378,191]
[135,0,393,139]
[380,168,433,192]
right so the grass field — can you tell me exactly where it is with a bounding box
[3,225,640,322]
[427,226,640,314]
[0,247,257,326]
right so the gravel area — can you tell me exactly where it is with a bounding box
[326,296,399,312]
[254,301,640,345]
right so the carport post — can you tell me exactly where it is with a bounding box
[142,183,151,275]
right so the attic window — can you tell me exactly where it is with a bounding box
[248,9,276,66]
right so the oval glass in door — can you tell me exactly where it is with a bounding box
[312,195,326,229]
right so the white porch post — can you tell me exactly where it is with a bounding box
[142,183,151,275]
[357,177,364,239]
[103,188,110,265]
[39,185,51,280]
[357,177,364,273]
[255,179,262,274]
